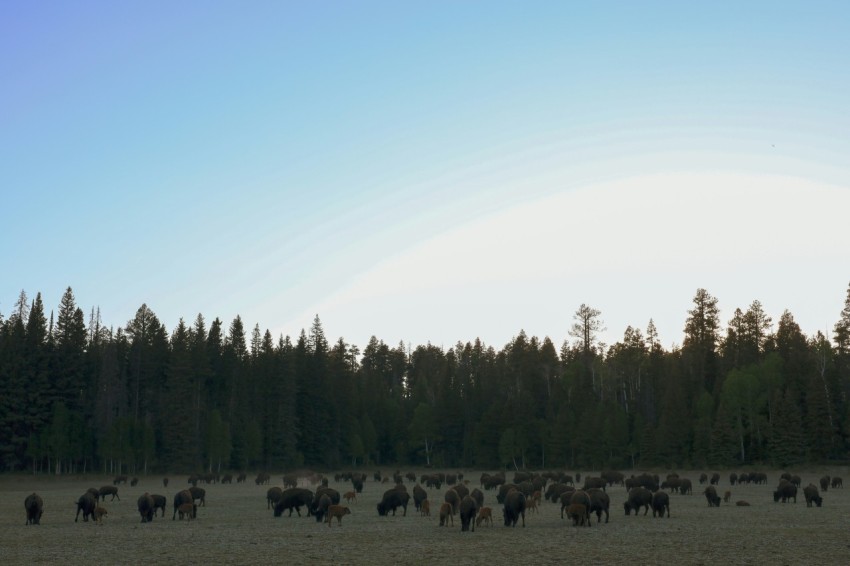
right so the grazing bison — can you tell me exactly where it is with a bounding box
[831,477,843,489]
[566,503,588,526]
[255,472,271,485]
[547,483,574,503]
[274,488,314,517]
[651,491,670,518]
[496,483,519,504]
[703,486,721,507]
[476,506,493,527]
[452,483,470,500]
[773,480,797,504]
[377,487,410,517]
[221,474,233,484]
[601,470,625,487]
[587,488,610,524]
[679,478,693,495]
[439,502,453,526]
[326,505,350,526]
[283,474,298,489]
[736,500,751,506]
[94,506,108,524]
[313,494,333,523]
[267,487,283,510]
[698,473,708,485]
[819,476,830,492]
[177,503,195,520]
[237,473,247,483]
[130,477,139,487]
[470,488,484,509]
[661,477,681,493]
[173,490,195,520]
[624,487,653,516]
[99,486,120,502]
[459,495,478,532]
[150,494,167,517]
[113,475,128,485]
[803,484,823,507]
[502,490,526,528]
[710,473,720,485]
[25,493,43,525]
[137,493,155,523]
[729,472,738,486]
[413,484,428,511]
[75,492,97,522]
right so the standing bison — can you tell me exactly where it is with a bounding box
[75,492,97,522]
[624,487,653,516]
[173,490,195,520]
[25,493,44,525]
[274,488,314,517]
[137,493,155,523]
[704,486,721,507]
[459,495,478,532]
[377,487,410,517]
[98,486,120,502]
[773,480,797,503]
[502,490,526,527]
[803,484,823,507]
[413,484,428,512]
[651,491,670,518]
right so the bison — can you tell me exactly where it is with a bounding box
[439,502,453,526]
[502,490,526,527]
[267,487,283,509]
[773,480,797,504]
[326,505,350,526]
[832,477,843,489]
[377,487,410,517]
[459,495,478,532]
[624,487,653,516]
[137,493,155,523]
[586,488,610,523]
[679,478,693,495]
[444,488,461,515]
[25,493,43,525]
[803,484,823,507]
[150,494,167,517]
[189,486,206,507]
[651,491,670,518]
[75,492,97,522]
[704,486,721,507]
[313,494,333,523]
[274,488,314,517]
[98,486,120,502]
[413,484,428,511]
[819,476,830,492]
[566,503,588,526]
[173,489,196,520]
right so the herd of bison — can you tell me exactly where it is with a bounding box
[16,467,845,530]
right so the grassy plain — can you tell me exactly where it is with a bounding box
[1,467,848,565]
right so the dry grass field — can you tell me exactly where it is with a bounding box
[2,467,849,565]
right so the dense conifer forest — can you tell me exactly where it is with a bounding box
[1,284,849,474]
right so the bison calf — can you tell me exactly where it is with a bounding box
[566,503,588,526]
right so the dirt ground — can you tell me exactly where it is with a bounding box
[1,467,848,565]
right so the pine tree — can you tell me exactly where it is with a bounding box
[770,389,804,467]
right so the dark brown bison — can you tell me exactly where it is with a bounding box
[25,493,43,525]
[150,494,167,517]
[274,488,314,517]
[283,473,298,489]
[221,474,233,484]
[496,483,519,504]
[173,490,195,520]
[137,493,155,523]
[130,477,139,487]
[481,472,505,490]
[255,472,271,485]
[601,470,625,487]
[704,485,721,507]
[736,500,751,506]
[112,475,128,485]
[831,477,843,489]
[583,476,607,491]
[587,488,610,523]
[98,485,120,502]
[819,476,830,492]
[237,473,247,483]
[679,478,693,494]
[566,490,591,525]
[470,488,484,509]
[803,484,823,507]
[75,492,97,522]
[163,477,169,488]
[377,487,410,517]
[413,484,428,511]
[773,480,797,503]
[512,471,533,484]
[624,487,653,516]
[459,495,478,532]
[651,491,670,518]
[313,494,333,523]
[698,473,708,485]
[267,487,283,510]
[660,477,681,493]
[729,472,738,486]
[502,490,526,527]
[547,483,574,503]
[566,503,587,526]
[189,486,206,507]
[452,483,470,500]
[710,473,720,485]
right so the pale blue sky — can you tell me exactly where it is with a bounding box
[2,1,849,349]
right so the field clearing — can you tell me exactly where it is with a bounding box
[2,468,849,565]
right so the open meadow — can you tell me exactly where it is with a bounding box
[2,467,849,565]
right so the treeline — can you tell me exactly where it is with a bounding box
[1,285,849,474]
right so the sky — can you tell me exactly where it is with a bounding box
[2,1,849,352]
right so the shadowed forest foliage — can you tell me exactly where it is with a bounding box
[2,285,850,474]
